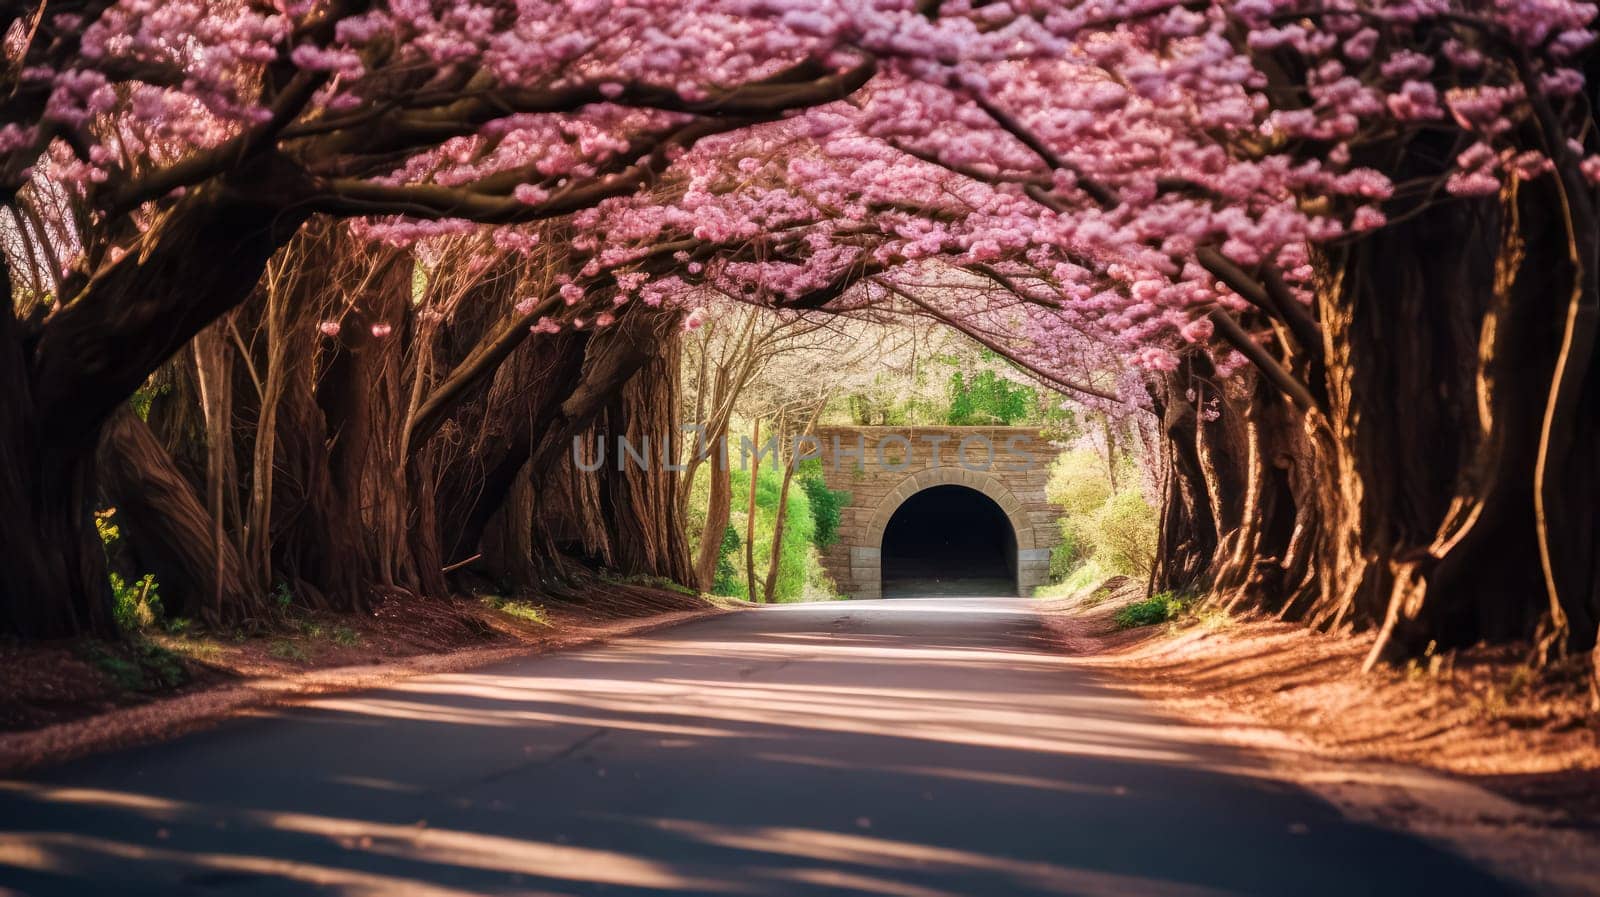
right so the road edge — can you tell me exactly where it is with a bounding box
[0,604,737,777]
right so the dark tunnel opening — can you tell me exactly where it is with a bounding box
[880,484,1017,597]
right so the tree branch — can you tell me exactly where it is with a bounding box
[305,56,875,159]
[1207,305,1318,411]
[872,277,1124,403]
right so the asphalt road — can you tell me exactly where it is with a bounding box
[0,598,1522,896]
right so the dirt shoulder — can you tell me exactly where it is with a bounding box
[1034,580,1600,897]
[0,584,738,776]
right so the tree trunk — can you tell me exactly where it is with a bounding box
[1163,171,1578,665]
[269,361,370,611]
[599,333,695,584]
[693,422,733,591]
[1362,177,1593,664]
[0,289,114,638]
[745,417,760,603]
[0,182,307,640]
[438,330,591,572]
[763,401,825,603]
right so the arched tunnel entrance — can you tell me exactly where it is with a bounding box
[880,485,1018,597]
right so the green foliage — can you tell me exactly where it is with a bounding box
[97,507,169,634]
[1114,592,1190,629]
[1033,402,1079,443]
[1090,489,1159,580]
[1048,530,1081,581]
[1043,449,1159,585]
[1046,450,1115,516]
[798,458,849,549]
[273,581,295,610]
[1032,560,1111,599]
[843,373,949,426]
[83,639,185,691]
[331,626,362,647]
[129,383,170,421]
[94,508,121,546]
[718,462,836,602]
[110,572,163,632]
[1080,582,1120,607]
[946,368,1036,425]
[165,636,223,663]
[711,525,743,596]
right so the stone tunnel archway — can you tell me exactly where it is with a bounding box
[863,468,1037,599]
[876,480,1025,597]
[815,427,1061,599]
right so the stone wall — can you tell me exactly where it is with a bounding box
[813,426,1063,598]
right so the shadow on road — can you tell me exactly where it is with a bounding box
[0,599,1524,896]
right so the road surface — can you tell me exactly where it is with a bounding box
[0,598,1521,896]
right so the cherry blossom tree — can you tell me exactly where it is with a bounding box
[4,0,1599,687]
[0,0,997,637]
[553,0,1600,675]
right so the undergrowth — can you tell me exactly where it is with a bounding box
[479,595,551,625]
[605,573,698,596]
[1114,591,1192,629]
[81,639,186,691]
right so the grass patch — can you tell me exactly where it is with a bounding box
[268,639,309,663]
[1032,561,1111,600]
[1113,591,1190,629]
[1032,580,1074,600]
[480,595,551,626]
[1188,603,1232,631]
[162,636,224,663]
[291,617,363,647]
[1081,583,1119,607]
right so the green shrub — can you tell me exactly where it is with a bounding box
[606,572,697,595]
[1114,592,1189,629]
[129,383,170,422]
[1048,529,1080,581]
[798,458,849,549]
[1045,449,1114,517]
[1086,489,1159,580]
[1042,450,1159,583]
[97,508,167,634]
[94,509,121,546]
[711,525,742,596]
[947,369,1035,425]
[1033,560,1110,599]
[110,573,163,632]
